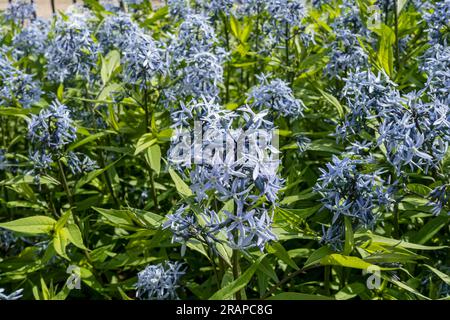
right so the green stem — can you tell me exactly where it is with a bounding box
[57,159,74,208]
[222,14,231,103]
[142,86,159,209]
[232,250,242,300]
[394,0,401,73]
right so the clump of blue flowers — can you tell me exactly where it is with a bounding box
[136,261,185,300]
[45,17,99,83]
[122,32,166,89]
[247,74,305,117]
[12,19,49,59]
[4,0,35,24]
[97,13,140,53]
[0,54,41,109]
[315,156,394,249]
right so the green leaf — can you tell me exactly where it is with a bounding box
[209,255,266,300]
[335,283,366,300]
[134,133,157,156]
[57,83,64,101]
[343,216,354,256]
[66,223,88,250]
[68,132,111,151]
[407,184,432,197]
[169,167,193,197]
[383,274,430,300]
[320,254,391,270]
[0,216,56,235]
[411,215,449,245]
[423,265,450,285]
[318,89,346,118]
[304,246,334,268]
[53,228,70,260]
[100,50,121,85]
[146,144,161,175]
[97,83,123,102]
[229,15,240,39]
[55,209,72,232]
[267,242,299,270]
[93,207,135,228]
[357,233,447,250]
[377,25,395,76]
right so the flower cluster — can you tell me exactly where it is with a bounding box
[4,0,35,24]
[315,156,393,249]
[423,0,450,45]
[165,13,226,104]
[325,2,371,78]
[0,54,41,109]
[45,17,99,83]
[247,74,305,118]
[67,152,98,175]
[96,13,140,53]
[135,261,185,300]
[336,69,400,140]
[0,228,17,253]
[122,32,166,88]
[421,44,450,104]
[167,97,280,251]
[427,184,450,215]
[27,100,89,176]
[379,94,450,174]
[202,0,234,17]
[12,19,49,59]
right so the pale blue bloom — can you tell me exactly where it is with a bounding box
[97,13,140,53]
[67,152,98,175]
[136,261,185,300]
[122,32,166,88]
[247,74,305,117]
[4,0,35,23]
[315,156,394,249]
[12,19,49,59]
[28,100,77,151]
[0,53,41,109]
[45,17,99,83]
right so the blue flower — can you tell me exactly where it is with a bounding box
[28,100,77,151]
[12,18,49,59]
[314,156,394,249]
[122,32,166,88]
[423,1,450,45]
[136,261,185,300]
[67,152,98,175]
[427,185,450,216]
[247,74,305,117]
[97,13,140,53]
[168,0,191,19]
[4,0,35,23]
[45,17,99,83]
[0,57,41,109]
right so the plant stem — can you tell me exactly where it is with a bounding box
[394,0,401,73]
[232,249,242,300]
[57,159,74,208]
[222,14,231,103]
[142,86,159,209]
[285,22,291,83]
[261,265,314,299]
